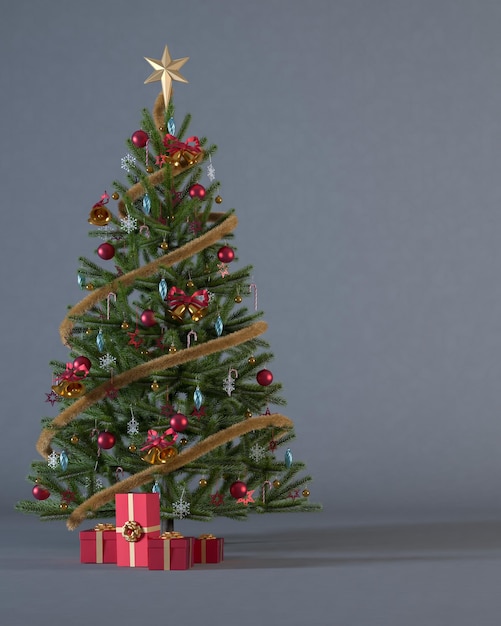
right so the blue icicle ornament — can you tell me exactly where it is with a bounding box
[59,450,69,471]
[285,448,293,469]
[194,385,204,410]
[158,278,168,300]
[215,315,223,337]
[142,194,151,214]
[96,329,105,352]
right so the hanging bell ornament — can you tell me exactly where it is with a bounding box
[88,204,111,226]
[51,381,69,397]
[141,446,177,465]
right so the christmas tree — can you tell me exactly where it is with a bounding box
[17,46,320,532]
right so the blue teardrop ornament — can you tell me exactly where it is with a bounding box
[77,274,86,289]
[167,117,176,135]
[142,194,151,215]
[285,448,293,469]
[194,385,204,410]
[152,481,161,495]
[59,450,69,471]
[215,315,223,337]
[158,278,168,300]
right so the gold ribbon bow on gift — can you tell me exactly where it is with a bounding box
[121,520,144,543]
[198,533,216,540]
[94,523,115,531]
[160,531,184,539]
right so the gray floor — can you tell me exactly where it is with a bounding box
[3,514,501,625]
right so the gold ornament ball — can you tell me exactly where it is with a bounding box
[85,328,93,335]
[245,409,253,418]
[151,380,160,391]
[141,349,149,356]
[272,480,281,488]
[85,283,95,291]
[146,166,154,173]
[70,435,79,445]
[160,241,169,251]
[121,321,129,330]
[159,125,166,132]
[186,279,195,288]
[179,437,188,446]
[215,195,223,204]
[234,295,243,303]
[302,489,310,498]
[199,478,208,487]
[60,502,68,510]
[128,444,137,453]
[111,192,119,200]
[168,344,177,354]
[248,356,256,365]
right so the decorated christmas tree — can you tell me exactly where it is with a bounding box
[17,45,320,534]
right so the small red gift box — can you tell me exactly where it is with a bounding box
[148,532,194,571]
[115,493,161,568]
[80,524,117,564]
[194,534,224,564]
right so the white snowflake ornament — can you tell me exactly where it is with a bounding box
[121,153,136,172]
[249,443,266,462]
[120,214,138,234]
[127,416,139,435]
[172,490,190,519]
[47,450,59,469]
[99,353,116,370]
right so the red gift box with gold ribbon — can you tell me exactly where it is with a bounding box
[194,534,224,564]
[79,523,117,564]
[148,532,195,570]
[115,493,161,568]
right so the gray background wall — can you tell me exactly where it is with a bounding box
[3,0,501,525]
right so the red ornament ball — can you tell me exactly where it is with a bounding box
[97,242,115,260]
[188,184,206,199]
[170,413,188,432]
[32,485,50,500]
[230,481,248,499]
[256,369,273,386]
[217,246,235,263]
[73,356,91,372]
[140,309,156,326]
[97,431,116,450]
[131,130,149,148]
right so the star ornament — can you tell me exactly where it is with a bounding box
[144,45,189,107]
[237,489,255,506]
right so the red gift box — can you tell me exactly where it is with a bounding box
[194,534,224,564]
[115,493,161,567]
[80,524,117,564]
[148,532,194,570]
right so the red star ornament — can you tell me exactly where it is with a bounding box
[210,492,224,507]
[45,390,61,406]
[237,490,255,506]
[191,405,206,419]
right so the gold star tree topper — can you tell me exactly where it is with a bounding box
[144,45,189,108]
